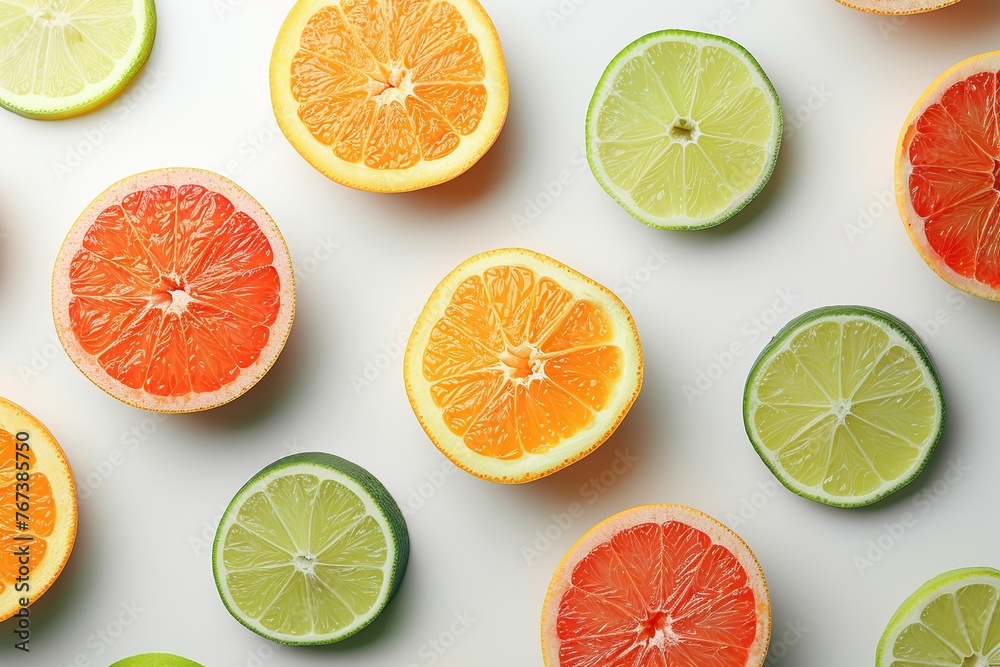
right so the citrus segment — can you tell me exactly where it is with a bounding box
[878,568,1000,667]
[271,0,508,192]
[0,397,77,622]
[0,0,156,119]
[52,168,295,413]
[897,51,1000,299]
[836,0,961,14]
[404,249,643,484]
[744,306,945,508]
[587,30,781,230]
[213,453,408,645]
[541,505,770,667]
[110,654,204,667]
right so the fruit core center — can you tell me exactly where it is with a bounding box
[369,64,414,105]
[962,654,987,667]
[500,344,540,380]
[832,399,853,424]
[993,159,1000,191]
[293,553,316,574]
[638,611,679,647]
[669,118,698,143]
[32,0,68,23]
[154,276,193,314]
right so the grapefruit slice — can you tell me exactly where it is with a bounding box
[403,248,643,484]
[897,51,1000,300]
[52,168,295,413]
[836,0,961,14]
[0,396,77,622]
[541,505,771,667]
[270,0,509,192]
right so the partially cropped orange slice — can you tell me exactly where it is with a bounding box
[52,168,295,413]
[403,249,643,484]
[270,0,508,192]
[836,0,960,14]
[896,51,1000,300]
[0,397,77,622]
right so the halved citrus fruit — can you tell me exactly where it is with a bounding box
[403,248,643,484]
[744,306,945,508]
[0,0,156,120]
[52,168,295,413]
[541,505,771,667]
[897,51,1000,300]
[586,30,782,230]
[837,0,961,14]
[0,396,77,622]
[877,567,1000,667]
[110,654,203,667]
[270,0,509,192]
[213,453,409,645]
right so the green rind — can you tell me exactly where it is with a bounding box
[109,653,204,667]
[0,0,157,120]
[743,305,946,508]
[876,567,1000,667]
[585,29,783,231]
[211,452,410,646]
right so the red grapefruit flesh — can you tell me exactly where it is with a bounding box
[541,505,771,667]
[52,168,295,412]
[897,52,1000,299]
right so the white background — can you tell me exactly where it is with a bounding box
[2,0,1000,664]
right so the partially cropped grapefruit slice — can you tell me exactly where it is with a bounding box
[52,168,295,413]
[541,505,771,667]
[0,397,77,622]
[403,248,643,484]
[837,0,961,14]
[897,51,1000,300]
[270,0,509,192]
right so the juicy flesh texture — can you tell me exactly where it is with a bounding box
[222,473,388,637]
[752,319,937,500]
[67,184,281,398]
[0,430,55,594]
[890,583,1000,667]
[291,0,489,169]
[908,69,1000,288]
[595,40,775,221]
[0,0,137,98]
[556,521,758,667]
[422,265,625,460]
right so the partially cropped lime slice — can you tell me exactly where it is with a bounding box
[743,305,945,508]
[110,654,203,667]
[0,0,156,120]
[878,568,1000,667]
[586,29,782,230]
[212,453,409,645]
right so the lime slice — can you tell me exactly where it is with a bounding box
[110,654,203,667]
[212,453,409,645]
[878,568,1000,667]
[0,0,156,120]
[586,29,782,230]
[743,305,945,508]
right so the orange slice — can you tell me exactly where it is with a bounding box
[836,0,961,14]
[270,0,508,192]
[403,248,643,484]
[896,51,1000,300]
[541,505,771,667]
[52,168,295,413]
[0,397,77,622]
